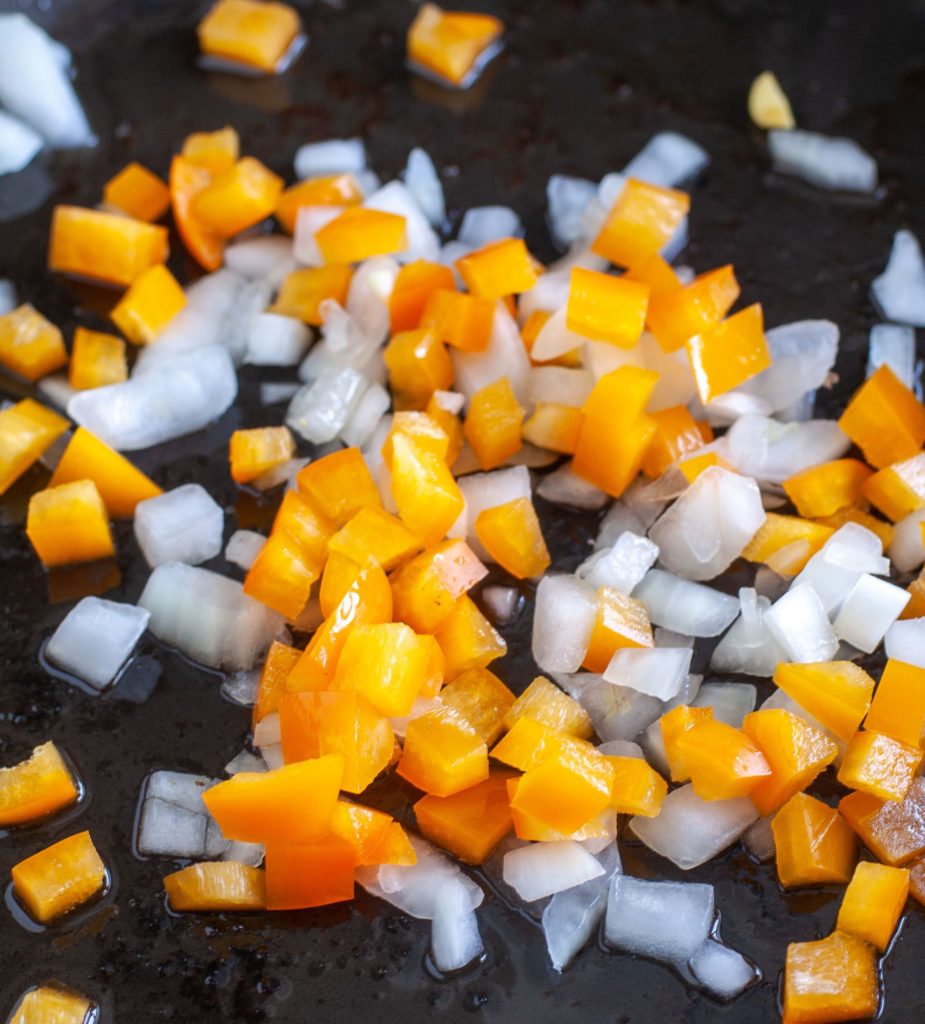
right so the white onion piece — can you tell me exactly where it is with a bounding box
[364,180,439,262]
[597,740,645,759]
[45,597,149,691]
[889,509,925,573]
[546,175,597,250]
[604,876,714,962]
[768,129,877,193]
[832,574,910,653]
[724,415,850,483]
[457,465,530,557]
[403,147,445,228]
[225,530,265,571]
[134,484,224,569]
[871,230,925,327]
[764,584,838,663]
[556,672,662,743]
[131,308,220,374]
[641,334,698,411]
[36,372,76,412]
[884,618,925,668]
[293,137,366,179]
[139,562,285,672]
[710,591,786,677]
[221,669,259,707]
[603,647,692,701]
[0,279,15,315]
[702,391,773,428]
[529,366,594,407]
[452,305,532,407]
[692,682,757,728]
[595,503,645,549]
[223,278,275,365]
[690,941,756,1000]
[792,523,887,615]
[503,841,604,903]
[630,785,758,870]
[137,771,226,859]
[286,366,369,443]
[346,256,399,346]
[143,770,212,820]
[244,313,310,366]
[621,474,673,530]
[340,382,390,448]
[259,743,284,770]
[735,321,839,413]
[633,570,739,637]
[868,323,917,389]
[252,457,309,493]
[459,205,523,247]
[0,109,42,175]
[532,576,598,673]
[224,236,295,284]
[741,816,775,862]
[252,712,281,747]
[293,205,344,266]
[481,585,521,625]
[432,389,465,415]
[777,391,817,424]
[530,305,587,362]
[655,627,695,649]
[221,840,265,867]
[577,533,659,595]
[582,337,646,379]
[519,269,571,321]
[662,673,703,714]
[623,132,709,189]
[536,462,610,510]
[224,749,266,775]
[639,718,670,777]
[431,878,484,973]
[69,346,237,451]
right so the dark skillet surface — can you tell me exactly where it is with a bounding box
[2,0,925,1020]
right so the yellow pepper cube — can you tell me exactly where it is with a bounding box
[384,328,455,411]
[607,755,667,817]
[439,667,515,744]
[425,394,464,464]
[103,162,170,222]
[434,594,506,679]
[647,264,740,353]
[69,327,128,390]
[390,538,487,634]
[837,861,909,952]
[295,447,381,528]
[243,529,318,620]
[573,412,656,498]
[741,512,834,575]
[0,741,79,827]
[566,267,649,348]
[390,260,457,333]
[0,399,69,496]
[9,985,92,1024]
[276,173,362,234]
[110,264,187,345]
[837,729,923,801]
[0,304,67,381]
[333,622,434,717]
[861,452,925,522]
[463,376,525,470]
[271,265,353,325]
[783,931,879,1024]
[839,783,925,867]
[382,410,451,467]
[677,719,772,801]
[865,658,925,748]
[686,303,770,403]
[456,237,540,299]
[783,458,873,519]
[622,250,683,300]
[421,288,494,352]
[181,126,240,173]
[774,661,875,742]
[198,0,302,74]
[641,404,706,478]
[659,704,715,783]
[503,675,593,738]
[490,715,565,771]
[582,586,654,673]
[328,506,423,572]
[406,2,504,88]
[164,861,266,912]
[11,831,106,923]
[397,706,489,796]
[522,402,582,454]
[389,432,465,545]
[315,208,407,264]
[26,480,114,568]
[193,157,284,238]
[772,792,856,888]
[475,497,550,579]
[414,770,514,864]
[838,364,925,470]
[592,177,690,269]
[229,426,295,485]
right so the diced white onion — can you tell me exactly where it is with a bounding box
[431,878,484,973]
[536,463,611,509]
[134,484,225,569]
[503,841,605,903]
[293,137,366,180]
[868,323,917,389]
[832,574,910,653]
[244,313,310,366]
[532,576,598,673]
[623,132,709,189]
[546,175,597,250]
[724,415,850,483]
[403,147,446,228]
[286,366,369,443]
[604,875,714,961]
[0,109,43,175]
[603,647,692,701]
[768,129,877,193]
[689,940,756,1000]
[577,533,659,594]
[764,584,838,663]
[458,205,523,247]
[633,570,739,637]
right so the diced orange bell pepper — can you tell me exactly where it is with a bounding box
[839,364,925,470]
[181,126,240,173]
[414,769,514,863]
[330,801,416,866]
[837,729,923,801]
[521,402,582,454]
[48,206,169,288]
[103,162,171,222]
[508,783,616,842]
[252,640,301,726]
[198,0,302,74]
[26,479,114,567]
[742,709,838,816]
[741,513,834,574]
[817,507,894,550]
[315,208,407,264]
[193,157,284,239]
[333,622,434,717]
[204,756,344,843]
[503,675,593,738]
[11,831,106,923]
[623,251,683,300]
[0,399,68,496]
[390,538,487,634]
[865,659,925,748]
[110,263,186,344]
[270,264,354,324]
[592,178,690,269]
[328,506,423,572]
[406,2,504,88]
[269,491,334,569]
[836,861,909,952]
[772,792,856,888]
[418,633,448,697]
[660,704,715,783]
[686,303,770,403]
[456,238,540,299]
[397,706,489,796]
[646,264,740,353]
[169,155,225,271]
[421,288,495,352]
[0,304,67,381]
[490,715,565,771]
[582,585,654,673]
[678,449,733,483]
[523,311,583,368]
[607,755,667,817]
[296,447,382,527]
[433,594,506,679]
[164,861,266,911]
[0,742,79,827]
[566,267,649,348]
[641,404,706,478]
[581,364,656,427]
[783,931,878,1024]
[840,781,925,866]
[8,986,92,1024]
[49,428,162,518]
[774,662,875,742]
[389,433,465,545]
[861,452,925,521]
[69,327,127,390]
[782,459,874,519]
[911,856,925,906]
[439,667,515,744]
[425,394,465,463]
[475,497,550,579]
[276,173,362,234]
[229,426,295,485]
[903,567,925,621]
[384,328,455,410]
[677,719,772,800]
[382,410,451,467]
[319,551,366,619]
[390,260,457,333]
[243,529,319,619]
[265,834,356,910]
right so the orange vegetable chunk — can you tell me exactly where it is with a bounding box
[741,513,833,574]
[836,860,909,952]
[0,742,79,827]
[275,173,362,234]
[783,931,878,1024]
[861,452,925,521]
[69,327,127,390]
[686,303,770,403]
[508,787,616,843]
[8,985,92,1024]
[592,177,690,268]
[384,328,454,410]
[837,729,922,801]
[838,364,925,469]
[646,264,740,353]
[503,675,592,738]
[315,208,407,264]
[390,538,488,634]
[623,251,683,300]
[164,861,266,911]
[490,715,565,771]
[397,706,489,795]
[48,206,168,288]
[566,267,649,347]
[406,2,504,88]
[229,426,295,484]
[421,288,494,352]
[439,667,515,744]
[243,528,319,619]
[457,238,539,299]
[677,719,772,800]
[434,594,506,678]
[270,490,333,567]
[0,399,68,496]
[839,780,925,866]
[271,265,353,324]
[774,662,875,742]
[26,480,114,567]
[169,155,225,271]
[181,126,240,173]
[425,393,465,463]
[389,432,465,545]
[295,447,382,527]
[908,856,925,906]
[198,0,302,74]
[11,831,106,923]
[783,459,874,518]
[390,260,457,333]
[582,586,653,673]
[381,410,451,467]
[659,704,714,782]
[772,792,856,888]
[475,497,550,579]
[333,622,432,717]
[521,402,582,454]
[330,801,416,866]
[328,506,422,572]
[463,376,525,470]
[203,756,344,843]
[865,658,925,748]
[265,834,356,910]
[194,157,284,239]
[0,305,67,381]
[608,755,667,817]
[252,640,301,726]
[902,567,925,620]
[641,404,705,477]
[103,162,170,222]
[414,769,514,863]
[110,263,186,344]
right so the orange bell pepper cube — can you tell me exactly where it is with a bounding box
[26,479,114,568]
[164,861,267,912]
[49,427,162,518]
[0,304,68,381]
[772,792,856,888]
[503,675,593,738]
[903,567,925,621]
[475,497,550,579]
[69,327,128,390]
[243,528,319,620]
[390,260,457,333]
[389,432,465,545]
[622,250,683,300]
[169,155,225,271]
[456,238,540,299]
[181,126,240,173]
[861,452,925,521]
[397,705,489,796]
[741,709,838,816]
[11,831,106,923]
[327,506,423,572]
[582,585,654,673]
[8,986,92,1024]
[566,267,649,348]
[425,393,465,463]
[382,410,451,467]
[646,264,740,353]
[103,162,170,222]
[421,288,495,352]
[0,399,68,496]
[463,376,524,469]
[271,265,354,325]
[269,491,335,570]
[197,0,303,74]
[390,538,487,634]
[836,861,909,952]
[659,704,715,783]
[608,755,668,817]
[229,426,295,485]
[783,931,878,1024]
[330,801,416,866]
[782,458,874,519]
[686,303,770,403]
[439,667,515,744]
[838,364,925,470]
[837,729,923,802]
[295,447,382,527]
[774,662,875,742]
[434,594,506,679]
[384,328,455,411]
[315,207,407,264]
[490,715,566,771]
[741,513,834,575]
[677,449,735,484]
[406,3,504,88]
[865,658,925,748]
[252,639,301,726]
[110,263,187,344]
[592,178,690,269]
[0,742,79,827]
[265,834,356,910]
[276,173,362,234]
[193,157,284,239]
[840,780,925,866]
[676,719,772,801]
[521,402,582,454]
[48,206,169,288]
[641,404,706,478]
[415,770,515,863]
[509,784,616,842]
[203,756,344,843]
[911,856,925,907]
[319,550,365,618]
